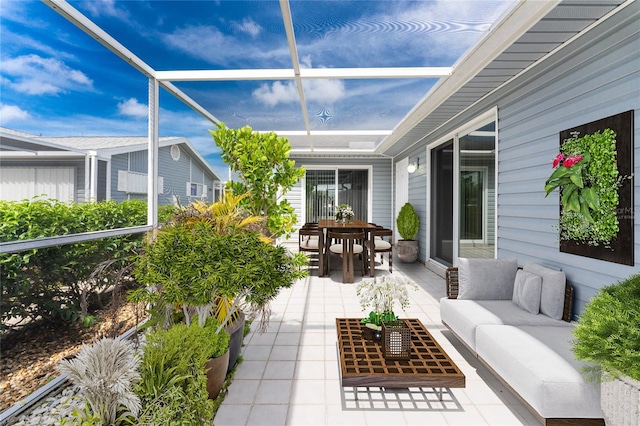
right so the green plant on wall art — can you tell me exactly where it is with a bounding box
[544,129,627,246]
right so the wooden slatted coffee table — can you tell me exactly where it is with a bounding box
[336,318,465,398]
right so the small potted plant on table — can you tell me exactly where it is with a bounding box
[356,276,418,341]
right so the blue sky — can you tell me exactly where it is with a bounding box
[0,0,514,179]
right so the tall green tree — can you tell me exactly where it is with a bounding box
[210,123,305,238]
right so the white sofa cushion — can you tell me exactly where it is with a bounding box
[475,325,603,419]
[439,299,570,351]
[523,263,566,320]
[457,258,518,300]
[512,270,542,314]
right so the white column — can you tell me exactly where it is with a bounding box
[148,78,159,227]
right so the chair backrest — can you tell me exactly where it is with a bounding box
[328,230,364,241]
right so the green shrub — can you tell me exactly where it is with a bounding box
[0,199,147,332]
[135,318,228,423]
[131,221,307,331]
[396,202,419,240]
[573,274,640,381]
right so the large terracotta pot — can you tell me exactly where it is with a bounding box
[205,350,229,400]
[225,311,246,374]
[396,240,418,263]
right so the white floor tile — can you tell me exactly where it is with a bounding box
[264,360,296,380]
[295,360,325,380]
[247,404,289,426]
[254,379,293,404]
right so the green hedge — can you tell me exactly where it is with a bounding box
[0,199,175,333]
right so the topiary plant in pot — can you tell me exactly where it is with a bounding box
[396,202,420,263]
[572,273,640,424]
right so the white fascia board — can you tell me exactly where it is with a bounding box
[377,0,561,154]
[44,0,156,79]
[155,67,452,82]
[0,151,86,158]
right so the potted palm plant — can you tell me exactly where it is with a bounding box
[396,202,420,263]
[572,273,640,425]
[131,193,308,372]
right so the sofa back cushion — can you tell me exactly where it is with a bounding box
[523,262,566,320]
[458,258,518,300]
[512,269,542,314]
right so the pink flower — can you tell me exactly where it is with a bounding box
[563,154,583,168]
[552,153,565,168]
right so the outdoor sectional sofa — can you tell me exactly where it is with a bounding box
[440,258,604,426]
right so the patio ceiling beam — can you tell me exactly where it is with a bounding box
[155,67,452,82]
[279,0,312,145]
[275,130,392,136]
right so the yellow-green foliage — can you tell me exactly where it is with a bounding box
[210,123,305,239]
[573,274,640,381]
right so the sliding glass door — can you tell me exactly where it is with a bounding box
[429,117,496,266]
[305,169,369,222]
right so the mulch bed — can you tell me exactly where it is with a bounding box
[0,302,142,413]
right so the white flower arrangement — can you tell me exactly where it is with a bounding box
[356,276,418,330]
[335,203,354,221]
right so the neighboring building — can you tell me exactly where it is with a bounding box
[0,127,222,205]
[290,2,640,315]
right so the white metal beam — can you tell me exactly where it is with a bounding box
[155,67,452,82]
[44,0,156,79]
[279,0,311,143]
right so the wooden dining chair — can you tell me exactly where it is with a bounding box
[327,229,365,283]
[298,223,321,270]
[365,227,393,273]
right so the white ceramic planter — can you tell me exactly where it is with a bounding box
[600,374,640,426]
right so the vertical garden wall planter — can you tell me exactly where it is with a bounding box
[550,110,634,266]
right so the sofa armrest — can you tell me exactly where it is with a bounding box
[446,267,459,299]
[563,282,574,322]
[447,266,574,322]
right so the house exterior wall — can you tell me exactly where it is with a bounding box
[395,6,639,315]
[0,158,86,202]
[286,157,393,240]
[110,143,218,206]
[495,6,639,314]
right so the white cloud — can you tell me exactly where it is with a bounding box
[117,98,148,118]
[231,18,262,37]
[1,54,93,95]
[253,81,298,106]
[161,25,289,67]
[0,104,31,123]
[253,79,345,106]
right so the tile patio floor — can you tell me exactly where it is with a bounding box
[214,254,542,426]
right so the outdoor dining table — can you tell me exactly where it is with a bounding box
[317,219,378,282]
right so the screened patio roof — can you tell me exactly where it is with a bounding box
[36,0,627,160]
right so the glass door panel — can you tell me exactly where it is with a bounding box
[430,140,454,265]
[458,121,495,259]
[305,169,368,223]
[306,170,335,221]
